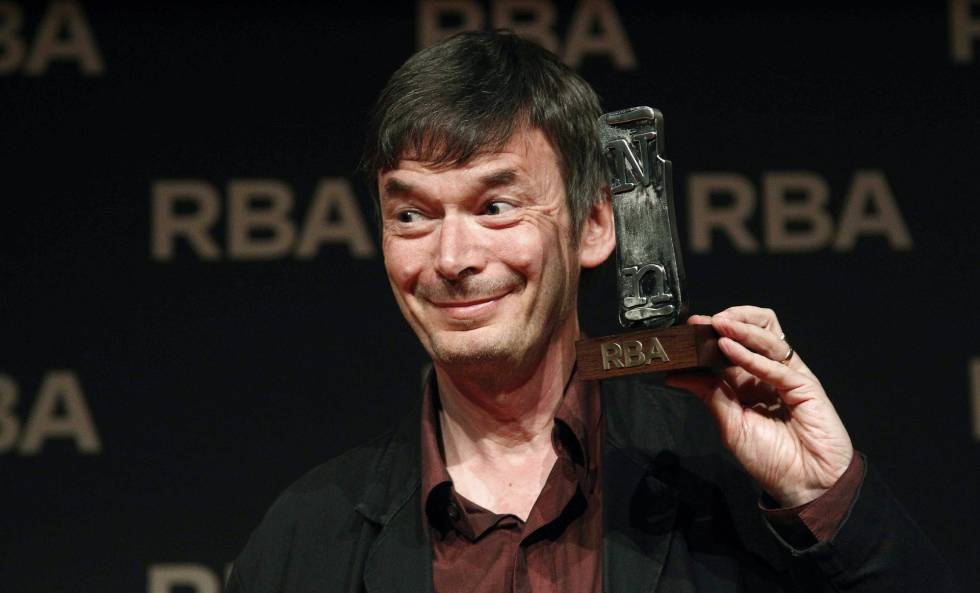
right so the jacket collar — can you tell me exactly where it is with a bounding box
[355,397,423,526]
[356,397,433,593]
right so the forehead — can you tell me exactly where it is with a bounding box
[379,128,561,195]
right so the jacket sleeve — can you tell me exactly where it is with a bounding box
[764,454,960,592]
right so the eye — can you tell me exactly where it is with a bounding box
[397,210,425,223]
[483,201,515,216]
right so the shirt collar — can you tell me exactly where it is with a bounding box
[420,364,601,534]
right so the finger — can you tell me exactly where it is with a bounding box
[686,314,713,326]
[714,315,818,379]
[712,317,817,380]
[712,316,790,361]
[717,337,814,405]
[715,306,783,336]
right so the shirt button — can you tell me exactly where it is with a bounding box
[446,502,460,521]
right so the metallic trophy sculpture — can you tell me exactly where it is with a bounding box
[576,107,722,379]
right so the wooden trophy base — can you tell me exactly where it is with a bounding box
[576,324,724,380]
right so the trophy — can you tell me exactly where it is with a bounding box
[576,107,723,380]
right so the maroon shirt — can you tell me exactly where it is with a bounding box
[420,370,862,592]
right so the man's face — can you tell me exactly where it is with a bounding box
[379,128,582,370]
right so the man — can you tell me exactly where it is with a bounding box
[228,31,957,593]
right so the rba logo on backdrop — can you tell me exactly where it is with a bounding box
[417,0,637,69]
[150,179,377,261]
[0,1,104,76]
[150,170,911,261]
[2,0,977,75]
[686,169,911,253]
[422,0,980,68]
[0,370,101,456]
[950,0,980,64]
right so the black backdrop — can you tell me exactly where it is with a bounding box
[2,2,978,592]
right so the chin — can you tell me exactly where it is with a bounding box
[427,326,527,367]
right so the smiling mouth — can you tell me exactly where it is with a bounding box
[429,294,509,320]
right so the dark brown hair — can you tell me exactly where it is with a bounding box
[361,30,607,236]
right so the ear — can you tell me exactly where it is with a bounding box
[578,189,616,268]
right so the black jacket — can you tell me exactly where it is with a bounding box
[228,376,958,593]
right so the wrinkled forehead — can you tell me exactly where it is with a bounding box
[378,128,563,193]
[381,117,532,175]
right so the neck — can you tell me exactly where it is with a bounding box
[434,313,580,454]
[433,314,581,518]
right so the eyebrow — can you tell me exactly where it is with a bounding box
[382,177,414,198]
[478,168,518,188]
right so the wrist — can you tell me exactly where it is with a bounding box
[761,453,866,545]
[769,452,855,508]
[766,450,857,508]
[769,486,830,509]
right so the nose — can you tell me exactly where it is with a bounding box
[435,213,485,280]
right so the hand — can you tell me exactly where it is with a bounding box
[665,306,854,507]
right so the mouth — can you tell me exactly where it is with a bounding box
[428,293,510,321]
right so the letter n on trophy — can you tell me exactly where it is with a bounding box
[576,107,724,380]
